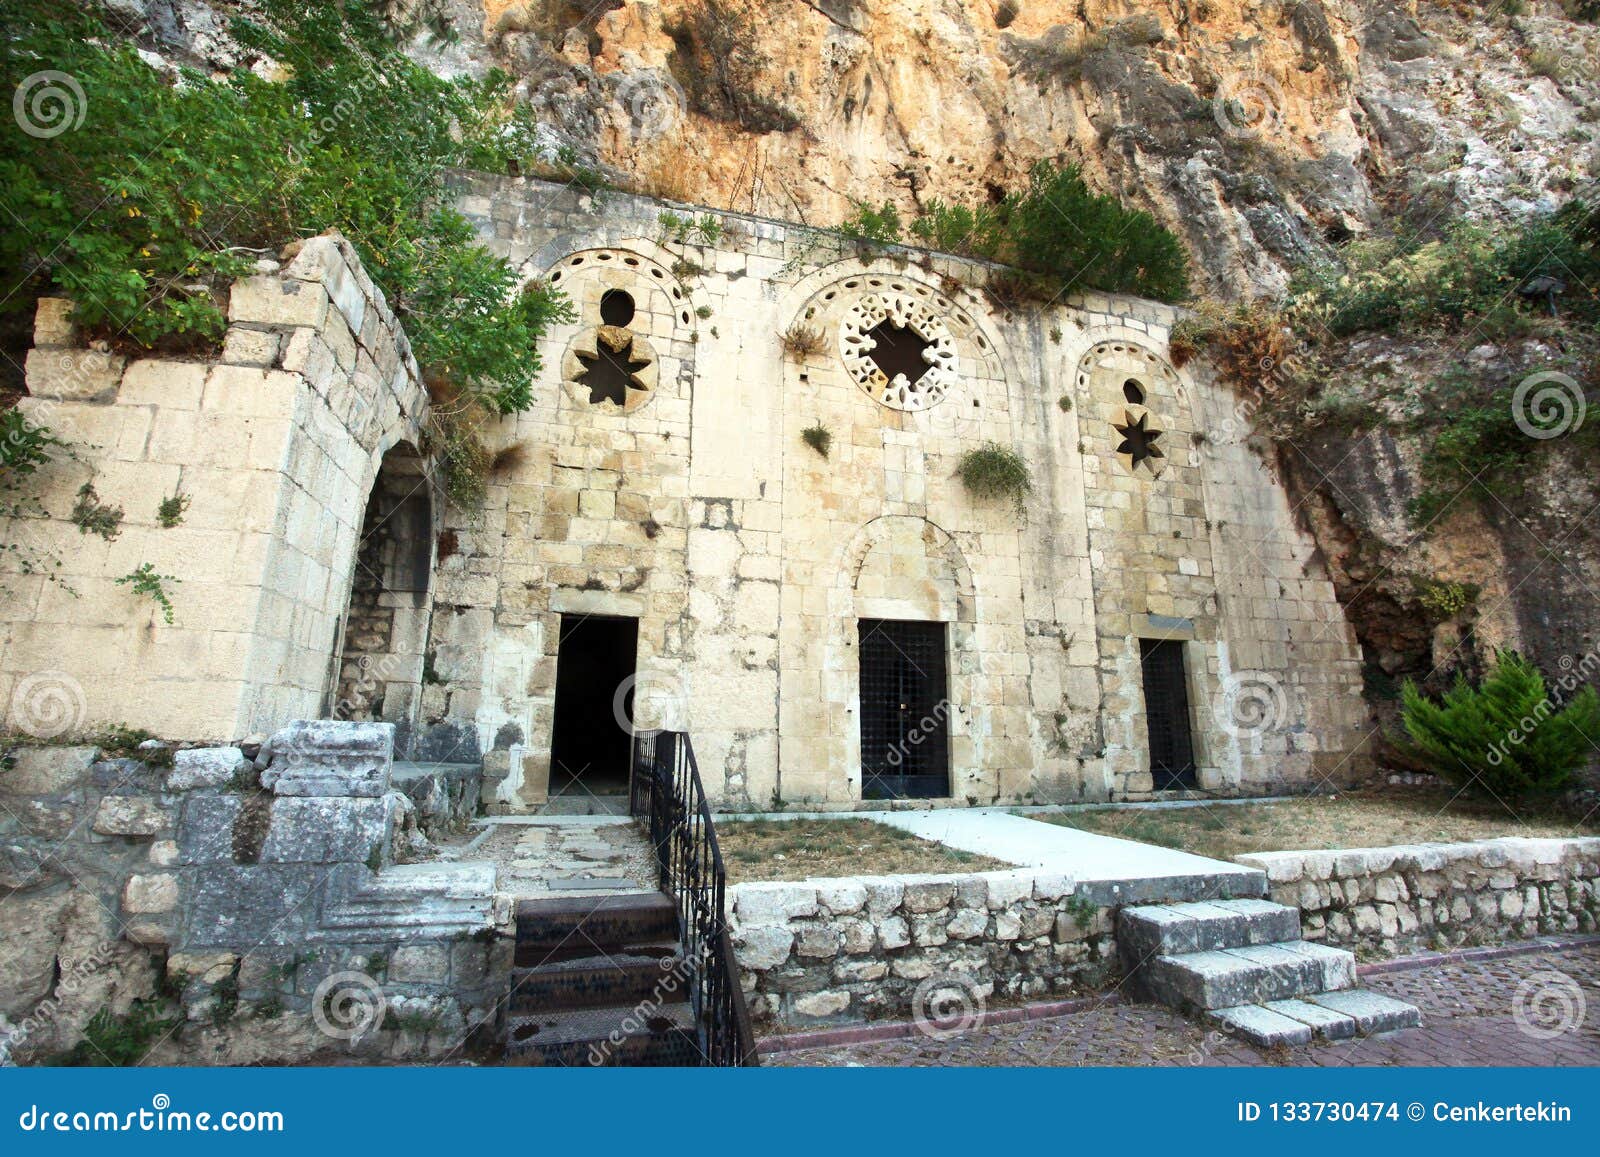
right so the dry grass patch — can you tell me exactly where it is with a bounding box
[1029,786,1597,863]
[718,818,1012,884]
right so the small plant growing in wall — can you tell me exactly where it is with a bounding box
[782,322,825,358]
[801,423,833,458]
[695,304,713,320]
[72,482,123,540]
[1057,394,1072,412]
[156,491,189,528]
[116,563,179,624]
[956,443,1031,508]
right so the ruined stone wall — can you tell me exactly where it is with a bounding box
[447,173,1368,809]
[0,725,499,1064]
[1236,837,1600,958]
[728,870,1119,1030]
[1,235,432,742]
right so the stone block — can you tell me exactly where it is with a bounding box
[389,943,450,984]
[33,298,77,347]
[792,989,851,1019]
[260,720,394,797]
[902,879,956,913]
[816,879,866,915]
[92,796,168,837]
[794,924,842,959]
[25,347,124,400]
[167,746,247,791]
[733,924,793,970]
[122,873,178,914]
[878,916,911,950]
[228,274,331,330]
[732,881,817,922]
[3,746,97,794]
[182,865,323,948]
[259,796,391,864]
[221,327,282,367]
[947,908,988,940]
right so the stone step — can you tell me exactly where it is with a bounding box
[1305,989,1423,1035]
[1120,899,1302,960]
[1144,940,1356,1010]
[1207,990,1422,1047]
[505,1002,701,1067]
[510,945,686,1011]
[515,892,678,952]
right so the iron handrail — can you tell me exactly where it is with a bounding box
[630,730,759,1066]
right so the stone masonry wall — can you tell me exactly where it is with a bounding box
[1236,838,1600,958]
[0,724,501,1064]
[728,870,1118,1028]
[2,234,431,742]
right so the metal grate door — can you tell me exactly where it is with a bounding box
[1139,638,1198,789]
[858,620,951,800]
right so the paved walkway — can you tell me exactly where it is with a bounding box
[766,945,1600,1067]
[451,816,657,897]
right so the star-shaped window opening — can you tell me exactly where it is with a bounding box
[574,333,652,406]
[865,319,932,385]
[1114,410,1165,470]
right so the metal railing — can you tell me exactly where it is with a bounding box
[630,730,759,1067]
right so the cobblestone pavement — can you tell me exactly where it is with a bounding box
[766,947,1600,1067]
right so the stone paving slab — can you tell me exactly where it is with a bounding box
[766,946,1600,1067]
[469,820,658,899]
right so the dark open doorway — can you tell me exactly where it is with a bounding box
[858,619,951,800]
[550,614,639,798]
[1139,638,1197,789]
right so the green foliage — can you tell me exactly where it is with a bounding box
[1291,209,1600,339]
[90,723,171,764]
[782,322,825,357]
[837,200,903,247]
[116,563,179,624]
[0,0,570,413]
[801,423,833,458]
[1400,651,1600,799]
[1412,577,1479,621]
[156,492,189,529]
[57,1000,179,1066]
[957,443,1032,507]
[0,412,71,588]
[911,163,1190,303]
[659,212,723,246]
[71,483,123,541]
[428,404,492,509]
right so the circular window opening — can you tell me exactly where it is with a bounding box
[1123,379,1146,405]
[600,289,636,328]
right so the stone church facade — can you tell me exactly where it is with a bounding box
[0,175,1370,813]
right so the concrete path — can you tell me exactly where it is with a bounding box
[875,808,1265,903]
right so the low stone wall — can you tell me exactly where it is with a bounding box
[1236,837,1600,957]
[729,870,1119,1029]
[0,724,502,1064]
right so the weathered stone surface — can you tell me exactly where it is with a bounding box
[733,882,817,923]
[733,924,792,969]
[261,720,394,797]
[0,890,71,1018]
[122,873,179,914]
[259,797,391,864]
[3,747,97,795]
[92,796,168,837]
[167,747,247,791]
[792,989,850,1019]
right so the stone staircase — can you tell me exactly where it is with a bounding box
[504,892,702,1066]
[1120,898,1421,1047]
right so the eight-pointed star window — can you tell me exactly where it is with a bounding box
[575,328,652,406]
[1113,410,1165,470]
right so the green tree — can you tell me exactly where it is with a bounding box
[1400,651,1600,799]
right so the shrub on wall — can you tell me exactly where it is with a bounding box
[956,443,1031,507]
[0,0,570,415]
[1399,651,1600,799]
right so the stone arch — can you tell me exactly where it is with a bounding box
[1075,337,1186,478]
[823,515,980,801]
[330,440,438,743]
[534,246,696,416]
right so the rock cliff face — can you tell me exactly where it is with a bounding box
[119,2,1599,295]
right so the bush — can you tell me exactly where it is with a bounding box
[1399,651,1600,799]
[956,443,1031,506]
[837,200,903,247]
[0,0,571,414]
